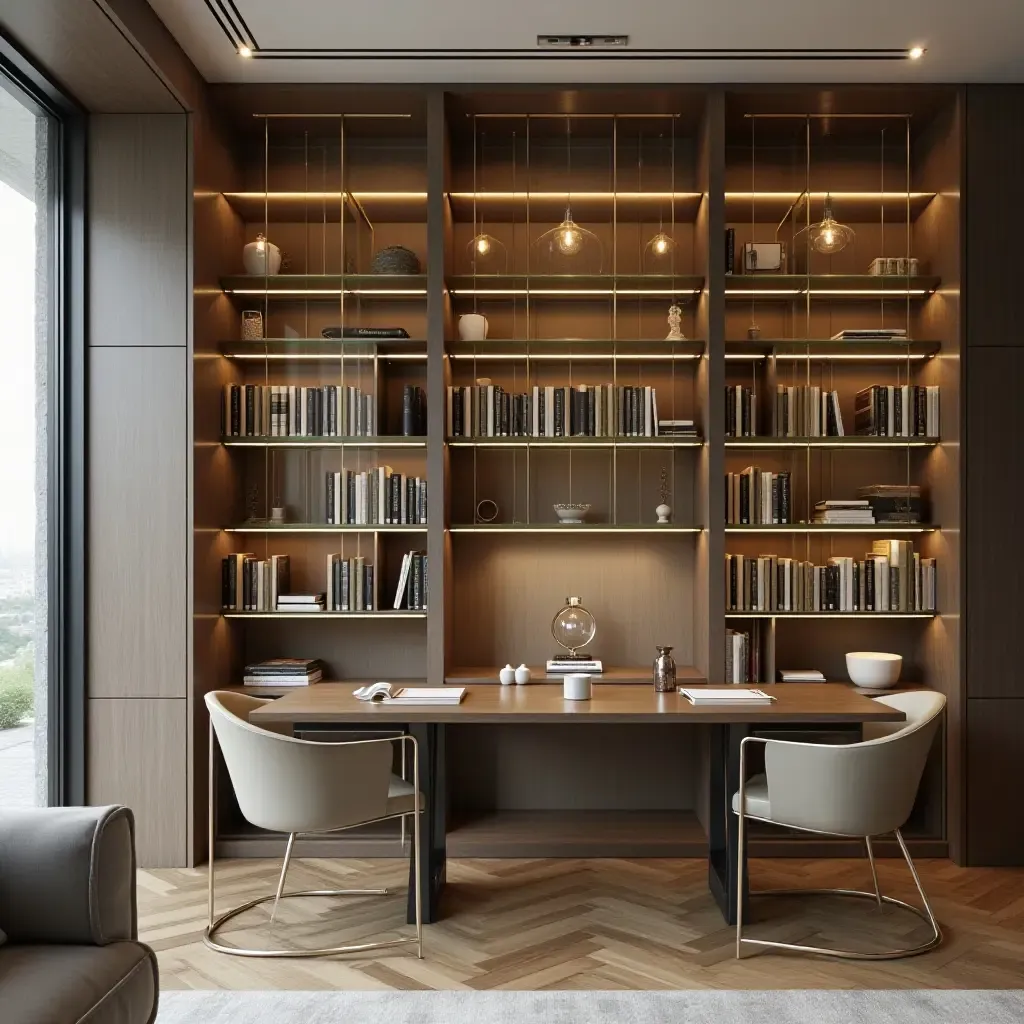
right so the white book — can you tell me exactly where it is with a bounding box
[545,386,555,437]
[393,552,412,609]
[778,669,825,682]
[354,682,466,705]
[680,688,775,705]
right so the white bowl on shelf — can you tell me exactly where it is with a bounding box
[846,651,902,689]
[554,503,591,525]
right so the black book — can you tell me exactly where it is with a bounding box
[326,472,335,524]
[915,385,927,436]
[739,474,750,524]
[244,385,256,436]
[725,387,735,436]
[894,386,903,437]
[852,560,860,611]
[771,475,779,523]
[554,388,565,437]
[587,387,596,437]
[402,384,415,436]
[750,558,758,611]
[725,227,735,274]
[333,559,341,611]
[419,480,428,524]
[742,390,751,437]
[305,388,316,437]
[229,385,241,436]
[410,553,421,610]
[730,557,738,609]
[890,565,900,610]
[320,326,410,339]
[452,388,464,436]
[365,564,374,611]
[501,390,510,436]
[406,477,415,525]
[347,472,356,525]
[779,471,791,524]
[221,558,231,609]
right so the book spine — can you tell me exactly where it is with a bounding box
[402,384,414,436]
[725,227,735,273]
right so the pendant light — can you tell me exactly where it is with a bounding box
[809,193,855,254]
[467,125,508,272]
[533,119,602,272]
[642,132,677,270]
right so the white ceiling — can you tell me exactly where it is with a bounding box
[147,0,1024,84]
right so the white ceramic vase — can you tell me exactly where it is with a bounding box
[243,234,282,276]
[459,313,489,341]
[498,664,516,685]
[515,664,531,685]
[656,503,672,524]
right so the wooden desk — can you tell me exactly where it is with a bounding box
[251,683,904,926]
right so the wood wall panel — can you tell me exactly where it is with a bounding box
[965,87,1024,347]
[966,699,1024,865]
[87,698,187,867]
[88,346,187,697]
[89,114,188,346]
[964,347,1024,697]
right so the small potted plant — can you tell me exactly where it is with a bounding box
[656,468,672,524]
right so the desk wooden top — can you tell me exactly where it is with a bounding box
[249,683,905,726]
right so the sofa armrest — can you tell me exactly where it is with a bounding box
[0,805,137,945]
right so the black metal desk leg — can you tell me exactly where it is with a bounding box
[707,723,748,925]
[407,722,446,924]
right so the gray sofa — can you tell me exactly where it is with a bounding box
[0,805,158,1023]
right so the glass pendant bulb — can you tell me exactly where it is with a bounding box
[551,596,597,659]
[649,232,675,257]
[555,209,584,256]
[809,194,855,254]
[466,232,508,272]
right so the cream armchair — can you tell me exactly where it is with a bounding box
[205,690,423,958]
[733,689,945,960]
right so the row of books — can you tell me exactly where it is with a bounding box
[726,468,792,524]
[243,658,324,687]
[725,622,766,684]
[325,554,375,610]
[221,553,290,611]
[393,551,428,610]
[725,541,937,612]
[325,469,427,525]
[223,384,377,438]
[855,385,940,437]
[813,499,875,525]
[773,386,845,437]
[725,386,758,437]
[446,384,665,438]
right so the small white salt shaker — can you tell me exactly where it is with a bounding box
[498,664,516,685]
[515,664,532,685]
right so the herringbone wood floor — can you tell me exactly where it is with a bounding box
[140,857,1024,991]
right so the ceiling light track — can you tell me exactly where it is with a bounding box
[207,0,258,52]
[241,48,916,61]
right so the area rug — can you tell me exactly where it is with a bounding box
[157,989,1024,1023]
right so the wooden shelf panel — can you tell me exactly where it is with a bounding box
[447,339,704,361]
[449,524,701,534]
[220,274,427,297]
[725,524,938,534]
[448,191,704,222]
[724,191,935,222]
[724,436,939,448]
[725,611,935,619]
[222,435,427,448]
[447,810,706,858]
[448,436,702,448]
[724,274,940,298]
[224,522,428,533]
[444,665,706,686]
[221,338,427,361]
[447,274,704,297]
[223,610,427,620]
[223,191,428,223]
[724,339,940,361]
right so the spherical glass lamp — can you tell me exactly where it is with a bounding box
[809,194,855,255]
[466,232,508,273]
[551,596,597,660]
[643,230,676,273]
[532,208,603,273]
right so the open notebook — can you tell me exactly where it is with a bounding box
[680,687,775,706]
[353,682,466,706]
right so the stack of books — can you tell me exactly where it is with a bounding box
[854,384,939,437]
[394,551,428,610]
[222,553,290,611]
[658,419,698,438]
[831,328,908,341]
[325,555,374,611]
[680,688,775,706]
[446,383,661,438]
[277,593,326,613]
[813,499,875,525]
[243,659,324,688]
[725,385,757,436]
[726,467,791,524]
[778,668,826,683]
[858,483,924,523]
[773,385,844,436]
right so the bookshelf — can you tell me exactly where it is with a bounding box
[192,84,961,861]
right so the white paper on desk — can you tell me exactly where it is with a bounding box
[680,688,775,705]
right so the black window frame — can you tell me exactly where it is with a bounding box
[0,32,87,807]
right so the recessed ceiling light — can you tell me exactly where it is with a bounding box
[908,46,925,60]
[238,45,253,58]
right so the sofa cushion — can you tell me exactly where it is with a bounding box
[0,941,158,1024]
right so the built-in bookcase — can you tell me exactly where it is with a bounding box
[193,85,960,860]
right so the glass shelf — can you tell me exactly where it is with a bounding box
[447,274,704,298]
[725,611,936,619]
[723,191,936,221]
[724,339,940,361]
[447,437,703,448]
[224,523,428,533]
[447,339,704,361]
[448,523,702,534]
[220,339,426,361]
[724,436,939,449]
[220,275,428,297]
[223,610,427,620]
[222,436,427,449]
[723,275,939,298]
[222,191,428,223]
[724,524,938,534]
[448,191,704,222]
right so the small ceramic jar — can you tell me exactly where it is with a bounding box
[243,234,281,276]
[515,664,531,685]
[498,664,516,685]
[459,313,489,341]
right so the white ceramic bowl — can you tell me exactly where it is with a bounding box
[846,651,902,689]
[554,503,590,524]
